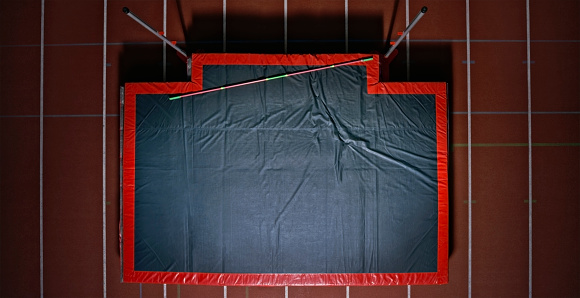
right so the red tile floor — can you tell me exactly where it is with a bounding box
[1,0,578,297]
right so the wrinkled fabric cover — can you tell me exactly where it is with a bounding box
[133,64,439,274]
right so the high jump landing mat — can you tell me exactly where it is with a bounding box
[121,53,448,286]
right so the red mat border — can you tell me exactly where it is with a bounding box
[122,53,448,286]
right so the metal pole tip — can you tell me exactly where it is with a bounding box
[421,6,428,13]
[122,7,130,14]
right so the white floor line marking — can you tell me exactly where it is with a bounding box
[163,284,167,298]
[526,0,532,297]
[466,1,472,298]
[407,285,411,298]
[163,0,167,81]
[223,0,226,52]
[285,286,288,298]
[345,0,348,53]
[224,286,227,298]
[405,0,410,80]
[102,0,108,297]
[284,0,287,53]
[346,286,349,298]
[40,0,45,296]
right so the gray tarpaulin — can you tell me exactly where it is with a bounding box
[132,63,439,275]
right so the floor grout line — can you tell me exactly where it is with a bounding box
[284,0,287,53]
[526,0,533,297]
[223,0,226,52]
[0,114,121,118]
[163,0,167,82]
[453,143,580,147]
[466,0,472,297]
[2,39,579,48]
[345,0,348,53]
[452,111,580,115]
[39,0,45,296]
[102,0,108,297]
[405,0,410,81]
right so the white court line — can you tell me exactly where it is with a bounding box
[526,0,533,297]
[163,284,167,298]
[102,0,108,297]
[345,0,348,53]
[0,114,120,118]
[223,0,227,52]
[407,285,411,298]
[224,286,227,298]
[405,0,410,81]
[284,0,287,53]
[40,0,45,296]
[346,286,349,298]
[466,0,472,297]
[2,38,579,48]
[285,286,288,298]
[163,0,167,81]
